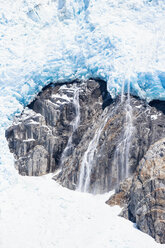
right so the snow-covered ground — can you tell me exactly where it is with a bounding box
[0,1,165,247]
[0,174,164,248]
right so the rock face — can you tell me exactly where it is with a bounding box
[6,79,111,178]
[6,79,165,194]
[106,178,132,208]
[107,139,165,243]
[6,79,165,243]
[129,139,165,244]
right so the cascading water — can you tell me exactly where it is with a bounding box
[0,1,164,247]
[77,113,109,192]
[60,85,80,164]
[0,0,164,208]
[115,80,134,188]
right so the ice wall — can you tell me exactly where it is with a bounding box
[0,0,165,107]
[0,0,165,188]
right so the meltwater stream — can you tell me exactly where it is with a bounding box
[0,0,164,198]
[77,112,110,192]
[0,1,165,247]
[114,82,135,187]
[0,0,165,195]
[78,81,134,193]
[60,85,80,164]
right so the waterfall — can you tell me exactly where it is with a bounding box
[77,113,109,192]
[60,85,80,164]
[77,78,134,193]
[115,80,134,188]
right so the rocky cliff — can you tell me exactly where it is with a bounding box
[6,79,165,243]
[107,138,165,244]
[128,138,165,243]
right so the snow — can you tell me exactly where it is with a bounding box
[151,114,158,120]
[23,138,35,142]
[0,175,163,248]
[55,94,72,102]
[0,1,165,247]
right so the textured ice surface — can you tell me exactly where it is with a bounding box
[0,0,165,106]
[1,0,165,185]
[0,2,165,246]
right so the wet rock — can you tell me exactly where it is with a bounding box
[6,79,109,178]
[59,94,165,193]
[6,80,165,195]
[6,79,165,243]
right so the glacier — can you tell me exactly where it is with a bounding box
[0,1,165,247]
[1,0,165,188]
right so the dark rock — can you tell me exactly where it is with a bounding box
[6,79,165,195]
[6,79,110,178]
[107,139,165,244]
[149,100,165,115]
[128,139,165,244]
[6,79,165,243]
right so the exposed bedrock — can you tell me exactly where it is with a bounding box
[6,79,165,243]
[129,139,165,244]
[6,79,110,177]
[107,139,165,244]
[6,79,165,192]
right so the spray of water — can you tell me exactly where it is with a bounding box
[115,79,134,188]
[60,85,80,165]
[77,113,109,192]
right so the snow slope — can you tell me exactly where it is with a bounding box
[0,1,165,247]
[0,175,164,248]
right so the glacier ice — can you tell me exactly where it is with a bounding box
[0,2,164,247]
[0,0,165,187]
